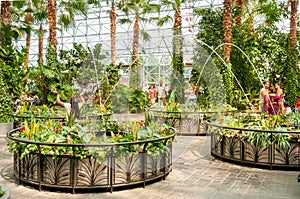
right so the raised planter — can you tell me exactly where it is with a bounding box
[7,128,176,193]
[12,113,112,128]
[149,109,235,135]
[0,183,10,199]
[207,122,300,170]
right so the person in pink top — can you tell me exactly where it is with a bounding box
[149,84,157,107]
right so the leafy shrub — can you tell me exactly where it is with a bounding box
[0,72,13,123]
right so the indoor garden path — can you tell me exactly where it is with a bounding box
[0,113,299,199]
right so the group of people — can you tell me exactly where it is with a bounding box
[259,81,292,115]
[144,81,201,107]
[145,81,170,107]
[12,92,40,108]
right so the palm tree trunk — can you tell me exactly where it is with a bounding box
[235,0,247,25]
[289,0,298,48]
[0,0,11,25]
[47,0,57,50]
[223,0,233,64]
[38,24,44,66]
[173,7,182,57]
[24,11,33,68]
[172,6,185,103]
[133,14,139,66]
[130,14,140,87]
[110,2,116,65]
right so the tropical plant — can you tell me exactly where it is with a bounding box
[106,0,117,65]
[111,84,131,113]
[8,118,175,160]
[47,0,57,51]
[282,0,299,106]
[0,72,14,123]
[0,34,27,96]
[0,0,11,25]
[29,43,89,104]
[129,88,150,113]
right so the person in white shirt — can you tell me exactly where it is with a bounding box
[157,81,167,105]
[54,91,85,121]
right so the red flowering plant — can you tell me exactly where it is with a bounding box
[7,118,85,159]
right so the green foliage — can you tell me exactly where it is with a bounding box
[8,118,175,160]
[216,114,294,151]
[0,41,27,96]
[0,72,14,123]
[170,55,185,103]
[29,43,88,105]
[111,84,131,113]
[282,48,299,106]
[0,185,3,197]
[129,89,150,113]
[129,62,140,89]
[194,4,299,109]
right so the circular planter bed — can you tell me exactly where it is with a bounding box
[207,121,300,170]
[149,109,235,135]
[7,124,176,193]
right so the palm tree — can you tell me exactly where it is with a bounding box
[47,0,57,51]
[0,0,11,25]
[223,0,233,64]
[24,1,33,68]
[118,0,159,87]
[235,0,248,25]
[32,0,47,66]
[289,0,298,48]
[158,0,187,103]
[107,0,117,65]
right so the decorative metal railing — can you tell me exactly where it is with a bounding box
[12,113,113,128]
[149,110,235,135]
[7,129,176,193]
[207,122,300,170]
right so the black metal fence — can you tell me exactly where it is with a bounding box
[7,129,176,193]
[149,110,234,135]
[207,122,300,170]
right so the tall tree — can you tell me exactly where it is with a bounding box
[118,0,159,88]
[235,0,248,25]
[283,0,299,105]
[47,0,57,51]
[24,1,33,68]
[223,0,233,64]
[108,0,117,65]
[0,0,11,25]
[32,0,48,66]
[289,0,298,48]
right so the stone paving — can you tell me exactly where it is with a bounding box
[0,114,299,199]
